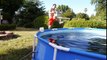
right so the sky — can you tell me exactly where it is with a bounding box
[39,0,96,16]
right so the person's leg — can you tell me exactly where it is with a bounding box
[48,18,54,29]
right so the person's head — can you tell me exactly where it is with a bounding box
[52,4,56,9]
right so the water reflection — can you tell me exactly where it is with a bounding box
[88,38,106,55]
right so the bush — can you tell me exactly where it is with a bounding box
[23,23,34,28]
[33,15,48,29]
[76,13,89,20]
[63,19,106,28]
[33,15,64,29]
[0,24,16,30]
[52,21,64,28]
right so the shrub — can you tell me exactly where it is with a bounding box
[0,24,16,30]
[33,15,48,29]
[17,19,26,27]
[63,19,106,28]
[33,15,64,29]
[52,21,63,28]
[76,13,89,20]
[23,23,34,28]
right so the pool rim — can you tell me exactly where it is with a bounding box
[35,28,106,60]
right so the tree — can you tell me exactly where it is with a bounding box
[84,8,88,13]
[56,5,76,19]
[56,5,70,13]
[90,14,96,20]
[15,1,45,27]
[76,13,89,20]
[0,0,25,23]
[91,0,106,20]
[62,8,76,19]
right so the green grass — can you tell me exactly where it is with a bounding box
[0,27,38,60]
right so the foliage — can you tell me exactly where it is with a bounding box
[64,19,106,28]
[84,8,88,13]
[90,14,96,19]
[56,5,76,20]
[33,15,48,29]
[62,8,76,19]
[56,5,70,13]
[0,0,25,23]
[23,23,34,28]
[91,0,106,20]
[33,15,63,29]
[52,21,64,28]
[0,24,16,30]
[91,0,106,14]
[15,1,45,27]
[76,13,89,20]
[17,19,27,27]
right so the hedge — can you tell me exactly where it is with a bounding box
[0,24,16,30]
[63,19,106,28]
[33,15,48,29]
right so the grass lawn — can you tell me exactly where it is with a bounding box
[0,27,38,60]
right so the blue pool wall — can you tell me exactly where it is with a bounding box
[32,28,106,60]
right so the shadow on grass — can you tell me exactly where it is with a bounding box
[0,46,32,60]
[0,34,20,40]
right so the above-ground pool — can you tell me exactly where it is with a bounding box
[32,28,106,60]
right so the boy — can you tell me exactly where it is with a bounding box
[48,4,57,29]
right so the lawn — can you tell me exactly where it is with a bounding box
[0,27,38,60]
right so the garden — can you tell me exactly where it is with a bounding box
[0,0,106,60]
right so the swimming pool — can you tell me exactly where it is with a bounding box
[32,28,106,60]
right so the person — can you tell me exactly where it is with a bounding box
[48,4,57,29]
[48,38,56,43]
